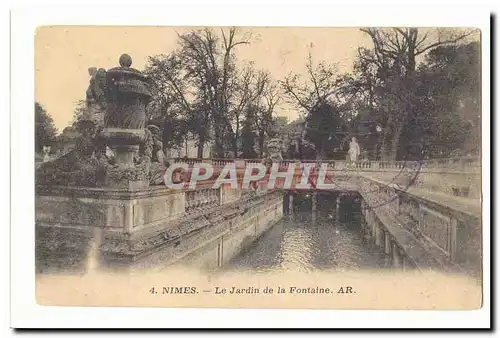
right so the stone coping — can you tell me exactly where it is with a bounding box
[36,184,184,200]
[403,186,481,220]
[361,176,481,219]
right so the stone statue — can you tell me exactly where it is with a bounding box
[139,125,167,186]
[42,146,51,162]
[36,54,157,188]
[36,121,105,186]
[263,137,283,167]
[348,137,361,163]
[85,67,108,127]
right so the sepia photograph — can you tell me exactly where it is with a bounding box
[9,5,491,329]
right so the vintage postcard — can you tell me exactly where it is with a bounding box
[10,5,491,329]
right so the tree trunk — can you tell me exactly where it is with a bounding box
[212,112,225,157]
[232,132,238,158]
[380,129,393,161]
[258,132,265,158]
[312,148,324,225]
[196,127,207,158]
[390,124,403,161]
[197,140,205,159]
[233,119,240,158]
[213,123,224,157]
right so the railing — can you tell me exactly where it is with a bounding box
[174,158,203,165]
[359,176,481,277]
[420,156,480,170]
[185,187,221,214]
[376,161,406,169]
[244,159,262,165]
[211,158,235,167]
[170,156,480,172]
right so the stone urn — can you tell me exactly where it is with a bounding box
[100,54,152,188]
[102,54,151,163]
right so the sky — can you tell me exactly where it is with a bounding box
[35,26,373,132]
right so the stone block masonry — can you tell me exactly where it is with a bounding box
[35,184,284,274]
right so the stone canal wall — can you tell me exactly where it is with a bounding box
[35,184,284,274]
[358,176,481,279]
[167,192,283,271]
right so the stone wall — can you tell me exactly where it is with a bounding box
[36,186,186,234]
[36,184,284,274]
[173,192,283,270]
[359,177,481,279]
[360,167,481,199]
[36,225,93,274]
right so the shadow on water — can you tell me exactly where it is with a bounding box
[226,193,389,274]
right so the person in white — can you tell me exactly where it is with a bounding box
[348,137,361,165]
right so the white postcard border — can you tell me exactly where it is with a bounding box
[10,4,491,329]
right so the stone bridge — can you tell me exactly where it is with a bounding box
[170,156,480,199]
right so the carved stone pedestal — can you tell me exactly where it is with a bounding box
[102,128,150,189]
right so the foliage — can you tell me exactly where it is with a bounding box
[343,28,477,160]
[304,100,345,158]
[35,102,57,153]
[71,100,96,133]
[416,42,480,157]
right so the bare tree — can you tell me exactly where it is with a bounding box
[178,27,253,157]
[226,66,277,157]
[279,51,347,158]
[145,27,252,158]
[280,51,340,112]
[253,81,281,157]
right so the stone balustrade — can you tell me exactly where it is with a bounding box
[36,150,480,274]
[170,156,480,173]
[169,156,480,200]
[358,176,481,279]
[244,159,262,165]
[185,188,221,214]
[35,182,283,273]
[211,158,235,167]
[397,188,480,274]
[421,156,480,170]
[174,157,203,165]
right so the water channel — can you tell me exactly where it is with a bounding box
[226,193,389,273]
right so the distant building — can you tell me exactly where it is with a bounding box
[166,136,213,159]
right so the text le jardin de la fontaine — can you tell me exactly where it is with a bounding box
[149,286,355,296]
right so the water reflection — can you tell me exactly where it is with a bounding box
[226,212,387,274]
[279,227,314,272]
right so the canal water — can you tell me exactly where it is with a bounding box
[226,195,388,273]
